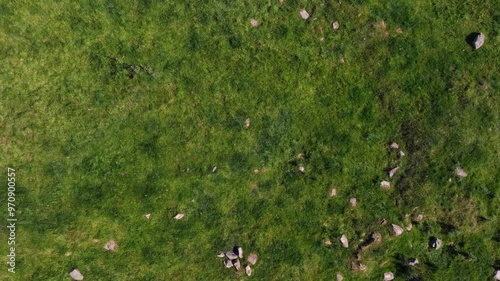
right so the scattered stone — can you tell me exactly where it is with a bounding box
[408,258,419,266]
[299,9,310,20]
[247,253,258,265]
[70,268,84,280]
[380,180,390,189]
[407,223,413,231]
[359,263,367,271]
[360,231,382,250]
[217,252,225,258]
[494,270,500,280]
[380,218,387,225]
[392,224,404,236]
[65,252,72,257]
[340,234,349,248]
[330,188,337,197]
[250,19,258,27]
[350,198,357,207]
[212,166,217,173]
[429,236,442,249]
[390,142,399,149]
[92,239,99,244]
[325,239,332,246]
[297,153,304,159]
[233,259,241,271]
[174,213,185,220]
[254,169,259,174]
[473,33,485,50]
[414,214,424,222]
[388,166,400,178]
[278,0,284,5]
[245,265,252,276]
[396,27,403,34]
[336,273,344,281]
[338,57,345,63]
[397,151,405,158]
[225,251,238,260]
[332,21,340,30]
[299,166,305,173]
[384,271,395,281]
[245,118,251,128]
[104,240,117,252]
[224,259,233,268]
[144,213,151,220]
[455,167,467,178]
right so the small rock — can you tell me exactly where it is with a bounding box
[299,9,310,20]
[245,118,251,128]
[359,263,367,271]
[232,246,243,259]
[340,234,349,248]
[338,57,345,63]
[392,224,404,236]
[297,153,304,159]
[70,268,84,280]
[388,166,400,178]
[380,180,390,189]
[384,271,395,281]
[332,21,340,30]
[254,169,259,174]
[247,253,258,265]
[349,197,357,207]
[390,142,399,149]
[330,188,337,197]
[455,167,467,178]
[224,259,233,268]
[473,33,485,50]
[336,273,344,281]
[104,240,117,252]
[325,239,332,246]
[494,270,500,280]
[174,213,185,220]
[216,252,225,258]
[212,166,217,173]
[144,213,151,220]
[406,223,413,231]
[250,19,258,27]
[225,251,238,260]
[380,218,387,225]
[233,259,241,271]
[92,239,99,244]
[299,166,305,173]
[65,252,72,257]
[245,265,252,276]
[397,151,405,158]
[414,214,424,222]
[429,236,442,249]
[408,258,419,266]
[278,0,284,4]
[396,27,403,34]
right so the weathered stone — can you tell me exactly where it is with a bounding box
[407,223,413,231]
[473,33,485,49]
[389,166,399,178]
[69,268,84,280]
[247,253,258,265]
[330,188,337,197]
[429,236,442,249]
[245,265,252,276]
[224,259,233,268]
[104,240,117,252]
[299,9,310,20]
[174,213,185,220]
[233,259,241,271]
[332,21,340,30]
[392,224,404,236]
[455,167,467,178]
[384,271,395,281]
[336,273,344,281]
[390,142,399,149]
[350,198,357,207]
[408,258,419,266]
[340,234,349,248]
[397,151,405,158]
[225,251,238,260]
[216,252,225,258]
[381,180,390,189]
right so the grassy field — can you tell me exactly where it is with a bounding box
[1,0,499,280]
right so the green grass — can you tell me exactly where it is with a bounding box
[1,0,499,280]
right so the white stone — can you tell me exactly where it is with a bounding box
[380,180,390,189]
[225,251,238,260]
[359,263,367,271]
[144,213,151,220]
[299,9,310,20]
[224,259,233,268]
[250,19,258,27]
[70,269,84,280]
[390,142,399,149]
[349,197,357,207]
[299,166,305,173]
[455,167,467,178]
[245,118,251,128]
[174,213,185,220]
[233,259,241,271]
[212,166,217,172]
[340,234,349,248]
[336,273,344,281]
[474,33,485,49]
[216,252,225,258]
[408,258,419,266]
[330,188,337,197]
[389,166,399,178]
[397,151,405,157]
[238,247,243,259]
[247,253,258,265]
[392,224,404,236]
[104,240,117,252]
[246,265,252,276]
[332,21,340,30]
[406,223,413,231]
[494,270,500,280]
[384,271,395,281]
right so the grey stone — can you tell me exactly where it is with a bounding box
[392,224,404,236]
[69,268,84,280]
[384,271,395,281]
[247,253,258,265]
[225,251,238,260]
[474,33,485,49]
[455,167,467,178]
[245,265,252,276]
[389,166,399,178]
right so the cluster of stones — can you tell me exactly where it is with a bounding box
[217,246,257,276]
[380,141,405,190]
